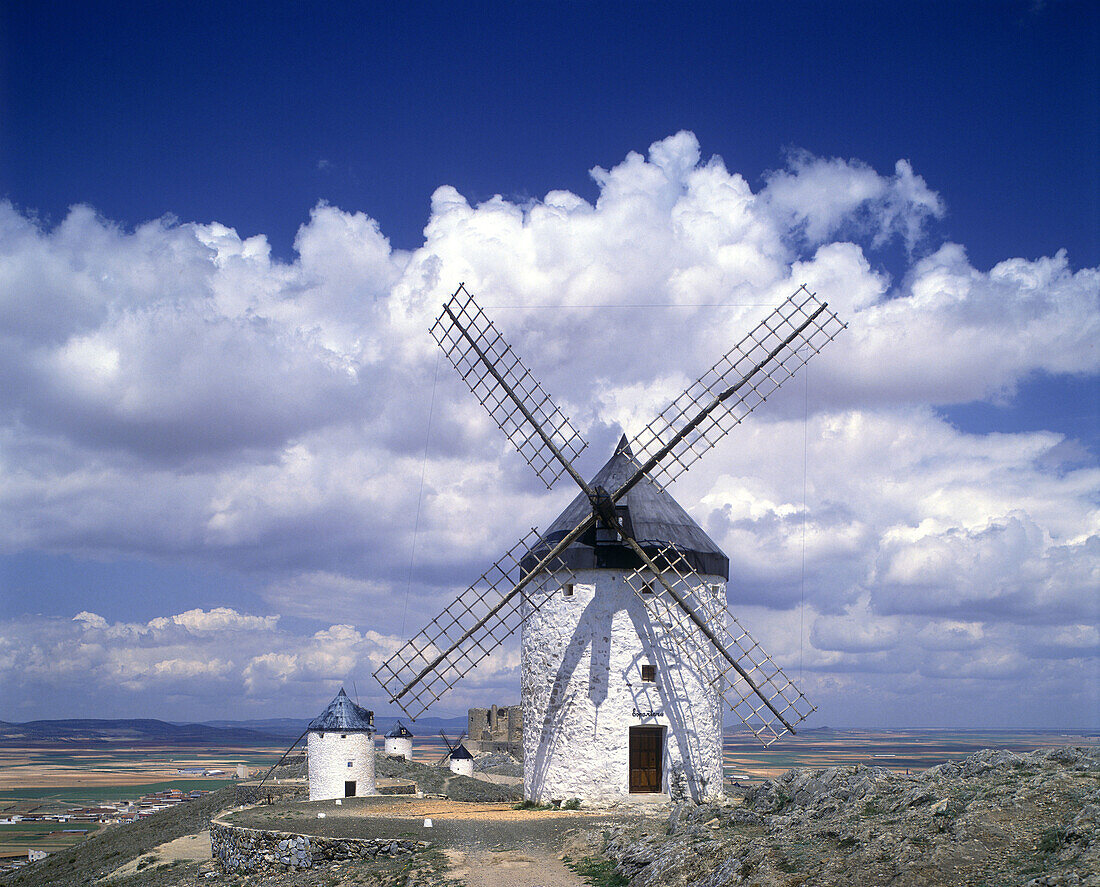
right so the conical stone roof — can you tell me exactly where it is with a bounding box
[528,435,729,579]
[449,743,474,760]
[308,688,375,733]
[386,721,414,738]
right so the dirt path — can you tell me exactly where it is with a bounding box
[226,796,644,884]
[444,847,586,887]
[102,829,209,881]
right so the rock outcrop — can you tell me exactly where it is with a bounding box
[597,746,1099,886]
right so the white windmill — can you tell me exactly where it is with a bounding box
[384,721,414,761]
[374,284,845,803]
[440,731,475,778]
[306,688,376,800]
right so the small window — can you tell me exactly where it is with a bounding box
[709,584,722,597]
[347,761,353,767]
[641,664,656,682]
[340,733,347,739]
[562,583,574,597]
[641,579,654,595]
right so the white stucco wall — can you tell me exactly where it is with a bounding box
[307,730,375,800]
[521,569,725,804]
[449,757,474,778]
[384,736,413,760]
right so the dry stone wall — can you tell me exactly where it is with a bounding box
[209,818,428,872]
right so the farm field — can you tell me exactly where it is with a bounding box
[722,728,1099,782]
[0,820,102,862]
[0,744,283,802]
[2,729,1095,804]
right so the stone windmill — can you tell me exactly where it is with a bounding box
[374,284,845,802]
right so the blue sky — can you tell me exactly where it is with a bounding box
[0,1,1096,727]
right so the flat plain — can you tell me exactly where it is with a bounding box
[722,728,1098,781]
[0,729,1094,864]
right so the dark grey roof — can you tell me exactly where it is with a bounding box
[307,688,375,733]
[525,436,729,580]
[386,721,414,738]
[449,743,473,760]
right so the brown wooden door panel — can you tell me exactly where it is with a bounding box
[629,726,663,793]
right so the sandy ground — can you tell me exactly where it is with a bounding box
[474,773,523,786]
[229,796,629,829]
[227,794,645,885]
[102,829,210,881]
[443,847,586,887]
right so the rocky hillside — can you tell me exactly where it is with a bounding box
[597,746,1098,886]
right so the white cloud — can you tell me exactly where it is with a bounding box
[0,131,1096,724]
[0,608,403,718]
[762,153,944,250]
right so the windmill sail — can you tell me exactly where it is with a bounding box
[378,282,846,750]
[628,285,845,490]
[373,528,578,719]
[624,544,815,746]
[431,284,588,489]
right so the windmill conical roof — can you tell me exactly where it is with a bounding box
[529,435,729,580]
[386,721,414,738]
[307,688,375,733]
[449,743,474,760]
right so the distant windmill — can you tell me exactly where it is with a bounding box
[439,730,474,777]
[375,284,845,802]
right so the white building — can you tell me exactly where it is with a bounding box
[521,437,728,804]
[384,721,414,760]
[306,688,376,801]
[447,742,474,777]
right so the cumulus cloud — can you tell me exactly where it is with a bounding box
[0,131,1096,724]
[762,153,944,251]
[0,607,522,719]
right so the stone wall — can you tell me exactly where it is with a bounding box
[467,704,522,743]
[210,818,428,872]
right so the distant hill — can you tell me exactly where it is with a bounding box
[375,715,469,736]
[0,713,472,747]
[198,714,469,737]
[0,718,281,746]
[196,718,310,739]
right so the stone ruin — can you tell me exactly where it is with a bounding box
[466,704,522,755]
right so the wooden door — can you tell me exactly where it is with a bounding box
[344,780,356,797]
[629,726,663,793]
